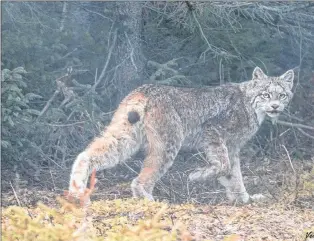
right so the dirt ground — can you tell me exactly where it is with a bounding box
[1,152,314,240]
[2,190,314,241]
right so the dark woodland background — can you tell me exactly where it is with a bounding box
[1,2,314,206]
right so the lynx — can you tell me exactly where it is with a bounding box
[69,67,294,203]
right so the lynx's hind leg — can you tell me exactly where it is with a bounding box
[131,105,184,200]
[69,92,147,197]
[131,145,181,201]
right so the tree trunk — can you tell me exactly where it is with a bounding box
[111,2,145,105]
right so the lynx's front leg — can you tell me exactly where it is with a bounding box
[218,151,250,204]
[189,141,231,182]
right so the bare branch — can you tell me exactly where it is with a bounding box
[37,89,60,120]
[297,127,314,140]
[187,3,238,60]
[92,29,117,91]
[125,32,138,71]
[83,7,114,23]
[277,120,314,131]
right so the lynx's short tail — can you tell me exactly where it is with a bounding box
[69,92,148,194]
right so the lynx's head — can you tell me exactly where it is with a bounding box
[245,67,294,123]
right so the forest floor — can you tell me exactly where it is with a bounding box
[1,187,314,241]
[1,155,314,240]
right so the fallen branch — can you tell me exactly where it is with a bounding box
[42,121,86,127]
[277,120,314,131]
[297,127,314,140]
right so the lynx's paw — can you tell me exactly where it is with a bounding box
[188,169,205,182]
[68,151,90,197]
[218,176,250,204]
[238,191,250,204]
[226,191,250,204]
[68,180,86,198]
[131,178,155,201]
[188,166,219,182]
[250,193,267,202]
[226,192,267,204]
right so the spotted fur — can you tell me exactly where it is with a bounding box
[69,67,294,203]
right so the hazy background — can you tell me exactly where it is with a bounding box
[2,2,313,206]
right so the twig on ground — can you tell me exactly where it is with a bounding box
[282,145,296,174]
[49,168,57,191]
[42,121,86,127]
[9,181,22,207]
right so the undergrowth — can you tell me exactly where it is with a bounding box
[1,170,196,241]
[2,169,313,241]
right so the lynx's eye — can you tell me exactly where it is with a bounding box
[261,92,271,99]
[279,93,287,99]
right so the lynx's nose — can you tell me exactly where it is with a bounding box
[271,104,279,109]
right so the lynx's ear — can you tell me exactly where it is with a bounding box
[252,67,267,80]
[279,69,294,89]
